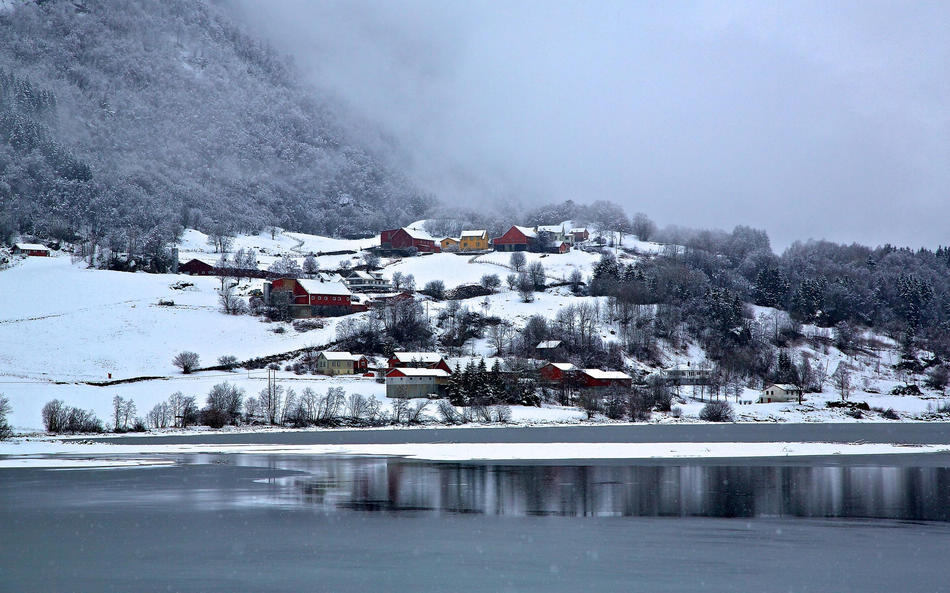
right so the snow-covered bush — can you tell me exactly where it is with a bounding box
[0,394,11,439]
[699,400,735,422]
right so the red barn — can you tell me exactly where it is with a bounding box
[492,226,537,252]
[380,228,440,253]
[266,277,355,317]
[579,369,632,388]
[12,242,50,257]
[539,362,577,383]
[557,242,571,254]
[179,258,215,275]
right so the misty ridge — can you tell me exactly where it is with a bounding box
[1,0,950,358]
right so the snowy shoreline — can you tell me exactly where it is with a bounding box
[2,438,949,469]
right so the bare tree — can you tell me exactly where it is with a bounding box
[302,254,319,277]
[172,351,200,374]
[832,366,852,401]
[480,274,501,293]
[517,273,535,303]
[219,283,247,315]
[568,269,584,293]
[630,212,657,242]
[510,251,526,272]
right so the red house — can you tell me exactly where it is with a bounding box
[12,242,50,257]
[387,352,452,373]
[492,226,538,252]
[570,228,590,243]
[179,258,215,275]
[579,369,632,388]
[380,228,440,253]
[266,277,355,317]
[557,242,571,254]
[539,362,577,383]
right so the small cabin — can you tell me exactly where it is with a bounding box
[12,242,50,257]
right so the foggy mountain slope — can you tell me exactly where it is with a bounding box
[0,0,434,242]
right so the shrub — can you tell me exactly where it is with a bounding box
[292,319,325,332]
[436,400,462,424]
[172,351,200,374]
[0,394,11,440]
[422,279,446,299]
[217,355,239,370]
[699,400,735,422]
[41,399,104,433]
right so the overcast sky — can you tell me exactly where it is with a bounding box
[234,0,949,250]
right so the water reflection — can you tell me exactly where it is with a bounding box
[227,455,950,521]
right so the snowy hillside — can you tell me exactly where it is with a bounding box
[1,227,948,432]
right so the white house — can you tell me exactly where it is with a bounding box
[760,384,803,403]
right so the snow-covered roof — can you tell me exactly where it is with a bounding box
[403,227,434,241]
[583,369,632,380]
[547,362,577,371]
[347,271,375,280]
[570,228,588,234]
[388,367,450,378]
[514,225,538,238]
[391,352,445,364]
[537,340,563,349]
[320,351,357,361]
[766,383,801,391]
[537,225,564,234]
[445,356,506,370]
[460,230,487,238]
[296,279,351,296]
[14,242,49,251]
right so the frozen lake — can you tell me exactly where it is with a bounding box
[2,454,950,592]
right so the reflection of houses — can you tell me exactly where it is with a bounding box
[12,242,50,257]
[760,383,803,403]
[264,277,358,318]
[380,228,440,254]
[662,363,712,385]
[385,367,450,398]
[344,270,392,292]
[387,352,452,373]
[492,225,538,252]
[315,351,369,375]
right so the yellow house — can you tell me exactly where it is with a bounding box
[441,237,459,252]
[459,230,489,251]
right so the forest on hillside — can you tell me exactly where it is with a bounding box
[0,0,433,250]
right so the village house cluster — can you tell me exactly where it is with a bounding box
[380,223,590,255]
